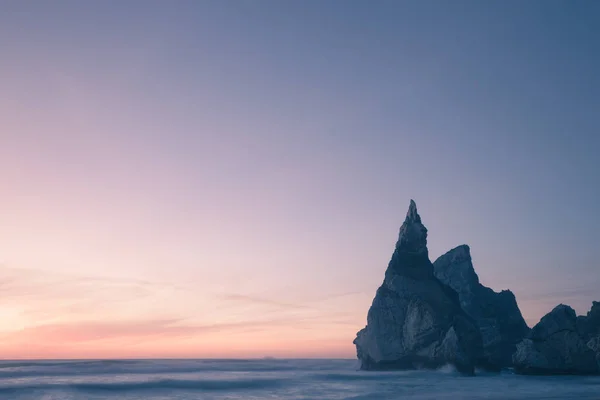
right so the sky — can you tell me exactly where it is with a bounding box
[0,0,599,359]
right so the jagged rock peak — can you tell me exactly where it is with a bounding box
[588,301,600,317]
[530,304,577,340]
[588,301,600,332]
[406,199,421,223]
[437,244,473,266]
[446,244,471,261]
[434,245,479,286]
[396,200,428,254]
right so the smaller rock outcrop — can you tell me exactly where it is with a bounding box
[433,245,529,369]
[578,301,600,339]
[513,304,599,375]
[580,302,600,371]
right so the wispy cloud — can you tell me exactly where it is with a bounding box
[218,290,366,310]
[0,312,358,346]
[218,293,312,310]
[3,318,256,343]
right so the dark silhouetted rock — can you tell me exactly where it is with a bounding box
[578,301,600,339]
[354,200,484,375]
[513,304,598,375]
[588,336,600,370]
[580,302,600,371]
[433,245,529,369]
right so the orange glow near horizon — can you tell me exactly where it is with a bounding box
[0,262,572,360]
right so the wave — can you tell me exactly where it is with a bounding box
[313,364,462,382]
[0,359,140,368]
[0,377,287,393]
[314,372,407,382]
[0,359,353,379]
[0,359,141,369]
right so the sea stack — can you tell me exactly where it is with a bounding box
[354,200,484,375]
[433,245,529,369]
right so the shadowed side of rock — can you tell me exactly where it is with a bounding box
[512,304,599,375]
[354,200,484,375]
[581,302,600,371]
[578,301,600,339]
[433,245,529,369]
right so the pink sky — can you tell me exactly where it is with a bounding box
[1,1,599,359]
[0,262,567,359]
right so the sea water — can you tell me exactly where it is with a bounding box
[0,359,598,399]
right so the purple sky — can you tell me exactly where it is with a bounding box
[0,0,599,358]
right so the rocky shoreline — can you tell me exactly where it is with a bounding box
[355,200,600,375]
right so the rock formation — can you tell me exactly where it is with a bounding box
[513,304,599,375]
[354,200,484,375]
[433,245,529,369]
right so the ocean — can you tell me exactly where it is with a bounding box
[0,359,598,400]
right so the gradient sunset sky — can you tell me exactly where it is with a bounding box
[1,1,599,359]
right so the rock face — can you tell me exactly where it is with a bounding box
[578,301,600,340]
[580,302,600,371]
[354,200,484,375]
[588,336,600,370]
[433,245,529,368]
[513,304,599,375]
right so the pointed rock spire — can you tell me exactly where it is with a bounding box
[385,200,433,280]
[355,199,484,374]
[406,199,421,223]
[396,199,428,255]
